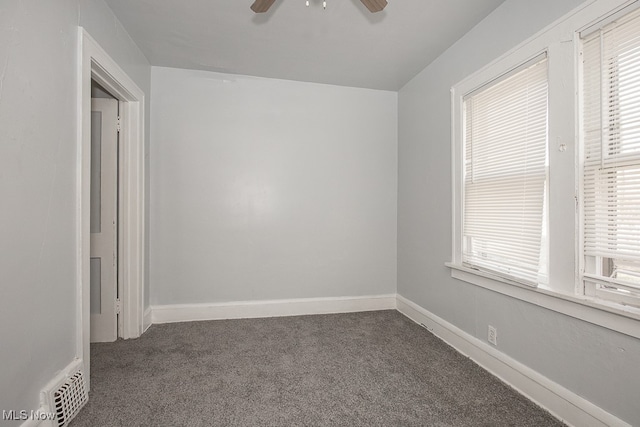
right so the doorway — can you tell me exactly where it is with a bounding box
[90,81,120,343]
[78,28,146,387]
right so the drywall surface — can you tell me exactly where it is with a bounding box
[0,2,78,422]
[0,0,149,423]
[150,67,397,305]
[397,0,640,424]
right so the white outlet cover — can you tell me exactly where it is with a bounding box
[488,325,498,346]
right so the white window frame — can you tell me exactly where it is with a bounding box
[449,0,640,339]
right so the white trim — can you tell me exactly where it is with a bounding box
[450,86,461,265]
[77,28,146,387]
[448,263,640,339]
[396,294,631,427]
[151,294,397,324]
[143,307,152,332]
[451,0,637,93]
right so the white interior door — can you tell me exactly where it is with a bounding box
[90,98,119,343]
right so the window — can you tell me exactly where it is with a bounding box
[462,57,549,286]
[449,0,640,331]
[582,7,640,307]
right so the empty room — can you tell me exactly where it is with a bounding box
[1,0,640,426]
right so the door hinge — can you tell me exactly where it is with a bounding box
[116,116,121,133]
[115,298,122,314]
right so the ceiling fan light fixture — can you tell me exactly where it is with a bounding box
[250,0,387,13]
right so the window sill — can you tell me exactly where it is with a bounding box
[446,262,640,339]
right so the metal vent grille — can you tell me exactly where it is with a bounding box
[49,369,88,427]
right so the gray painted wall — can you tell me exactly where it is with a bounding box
[0,0,150,422]
[2,0,637,423]
[397,0,640,424]
[150,67,397,305]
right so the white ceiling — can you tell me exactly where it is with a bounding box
[105,0,506,91]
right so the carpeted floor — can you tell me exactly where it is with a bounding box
[70,310,562,426]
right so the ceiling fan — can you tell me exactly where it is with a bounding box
[250,0,388,13]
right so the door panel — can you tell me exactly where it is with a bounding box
[90,98,118,343]
[90,257,101,314]
[90,111,102,234]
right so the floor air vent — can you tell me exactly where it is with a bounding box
[42,360,88,427]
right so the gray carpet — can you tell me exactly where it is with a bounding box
[70,310,562,426]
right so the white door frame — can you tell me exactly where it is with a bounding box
[77,28,146,384]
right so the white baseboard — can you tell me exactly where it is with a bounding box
[396,294,629,427]
[151,294,397,324]
[143,306,152,332]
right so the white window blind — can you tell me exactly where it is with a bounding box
[463,57,549,286]
[582,7,640,306]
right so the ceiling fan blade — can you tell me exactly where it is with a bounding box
[360,0,388,13]
[250,0,277,13]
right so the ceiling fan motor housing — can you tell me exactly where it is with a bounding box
[250,0,388,13]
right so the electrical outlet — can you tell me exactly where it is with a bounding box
[488,325,498,346]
